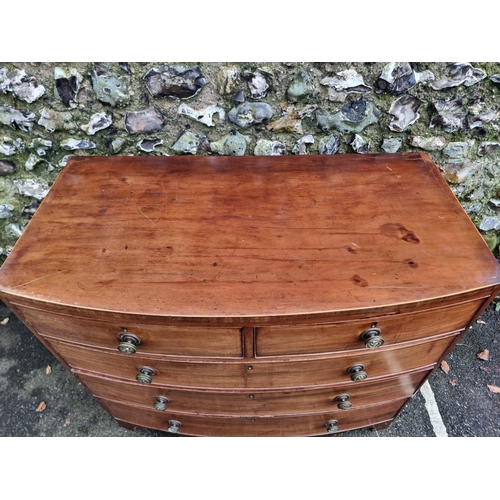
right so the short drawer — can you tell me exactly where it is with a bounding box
[77,366,431,416]
[255,298,484,356]
[18,306,243,358]
[47,332,458,389]
[101,396,410,436]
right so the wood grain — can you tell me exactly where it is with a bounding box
[102,397,410,436]
[46,332,459,389]
[0,153,498,321]
[76,366,431,416]
[1,153,499,437]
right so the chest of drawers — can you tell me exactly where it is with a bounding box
[1,153,499,436]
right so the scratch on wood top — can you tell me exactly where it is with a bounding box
[138,206,169,238]
[12,270,68,289]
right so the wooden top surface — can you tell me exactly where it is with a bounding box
[0,153,498,320]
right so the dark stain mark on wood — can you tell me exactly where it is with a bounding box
[404,259,419,268]
[380,223,420,244]
[351,274,368,287]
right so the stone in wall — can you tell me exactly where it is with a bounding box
[54,67,82,107]
[287,70,315,102]
[0,106,36,131]
[430,97,467,133]
[228,102,275,128]
[0,67,45,103]
[382,138,402,153]
[430,63,486,90]
[318,135,341,154]
[0,62,500,256]
[210,131,250,156]
[13,179,50,200]
[254,139,286,156]
[0,160,15,175]
[38,108,76,132]
[91,63,130,107]
[82,113,112,135]
[144,65,206,100]
[138,138,163,153]
[374,62,434,95]
[321,69,370,102]
[125,108,165,134]
[316,99,380,133]
[178,103,225,127]
[293,135,314,155]
[407,135,446,151]
[171,130,207,155]
[388,96,422,132]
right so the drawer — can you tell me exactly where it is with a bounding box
[256,298,483,356]
[47,332,458,389]
[100,396,410,436]
[18,306,243,358]
[76,366,431,416]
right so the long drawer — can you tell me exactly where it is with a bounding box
[18,306,243,358]
[101,396,410,436]
[47,332,459,389]
[77,366,432,416]
[255,298,484,356]
[17,297,483,360]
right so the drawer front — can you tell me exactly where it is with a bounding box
[18,306,243,358]
[101,397,410,436]
[48,333,457,389]
[77,367,431,416]
[256,298,483,356]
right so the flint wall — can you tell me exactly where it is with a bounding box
[1,62,499,259]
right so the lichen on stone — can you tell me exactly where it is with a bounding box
[91,62,130,107]
[228,102,275,128]
[171,130,207,155]
[381,137,402,153]
[316,99,380,133]
[210,131,251,156]
[37,108,76,132]
[287,70,315,102]
[254,139,286,156]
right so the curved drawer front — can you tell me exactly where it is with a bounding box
[101,397,410,436]
[18,306,243,358]
[77,367,431,416]
[256,298,483,356]
[48,333,458,389]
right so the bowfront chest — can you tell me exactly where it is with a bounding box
[1,153,499,436]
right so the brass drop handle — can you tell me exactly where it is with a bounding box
[136,366,156,384]
[334,394,352,410]
[117,330,142,354]
[325,419,339,433]
[154,396,170,411]
[347,363,367,382]
[360,326,384,349]
[168,420,182,434]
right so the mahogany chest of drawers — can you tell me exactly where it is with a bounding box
[1,153,499,436]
